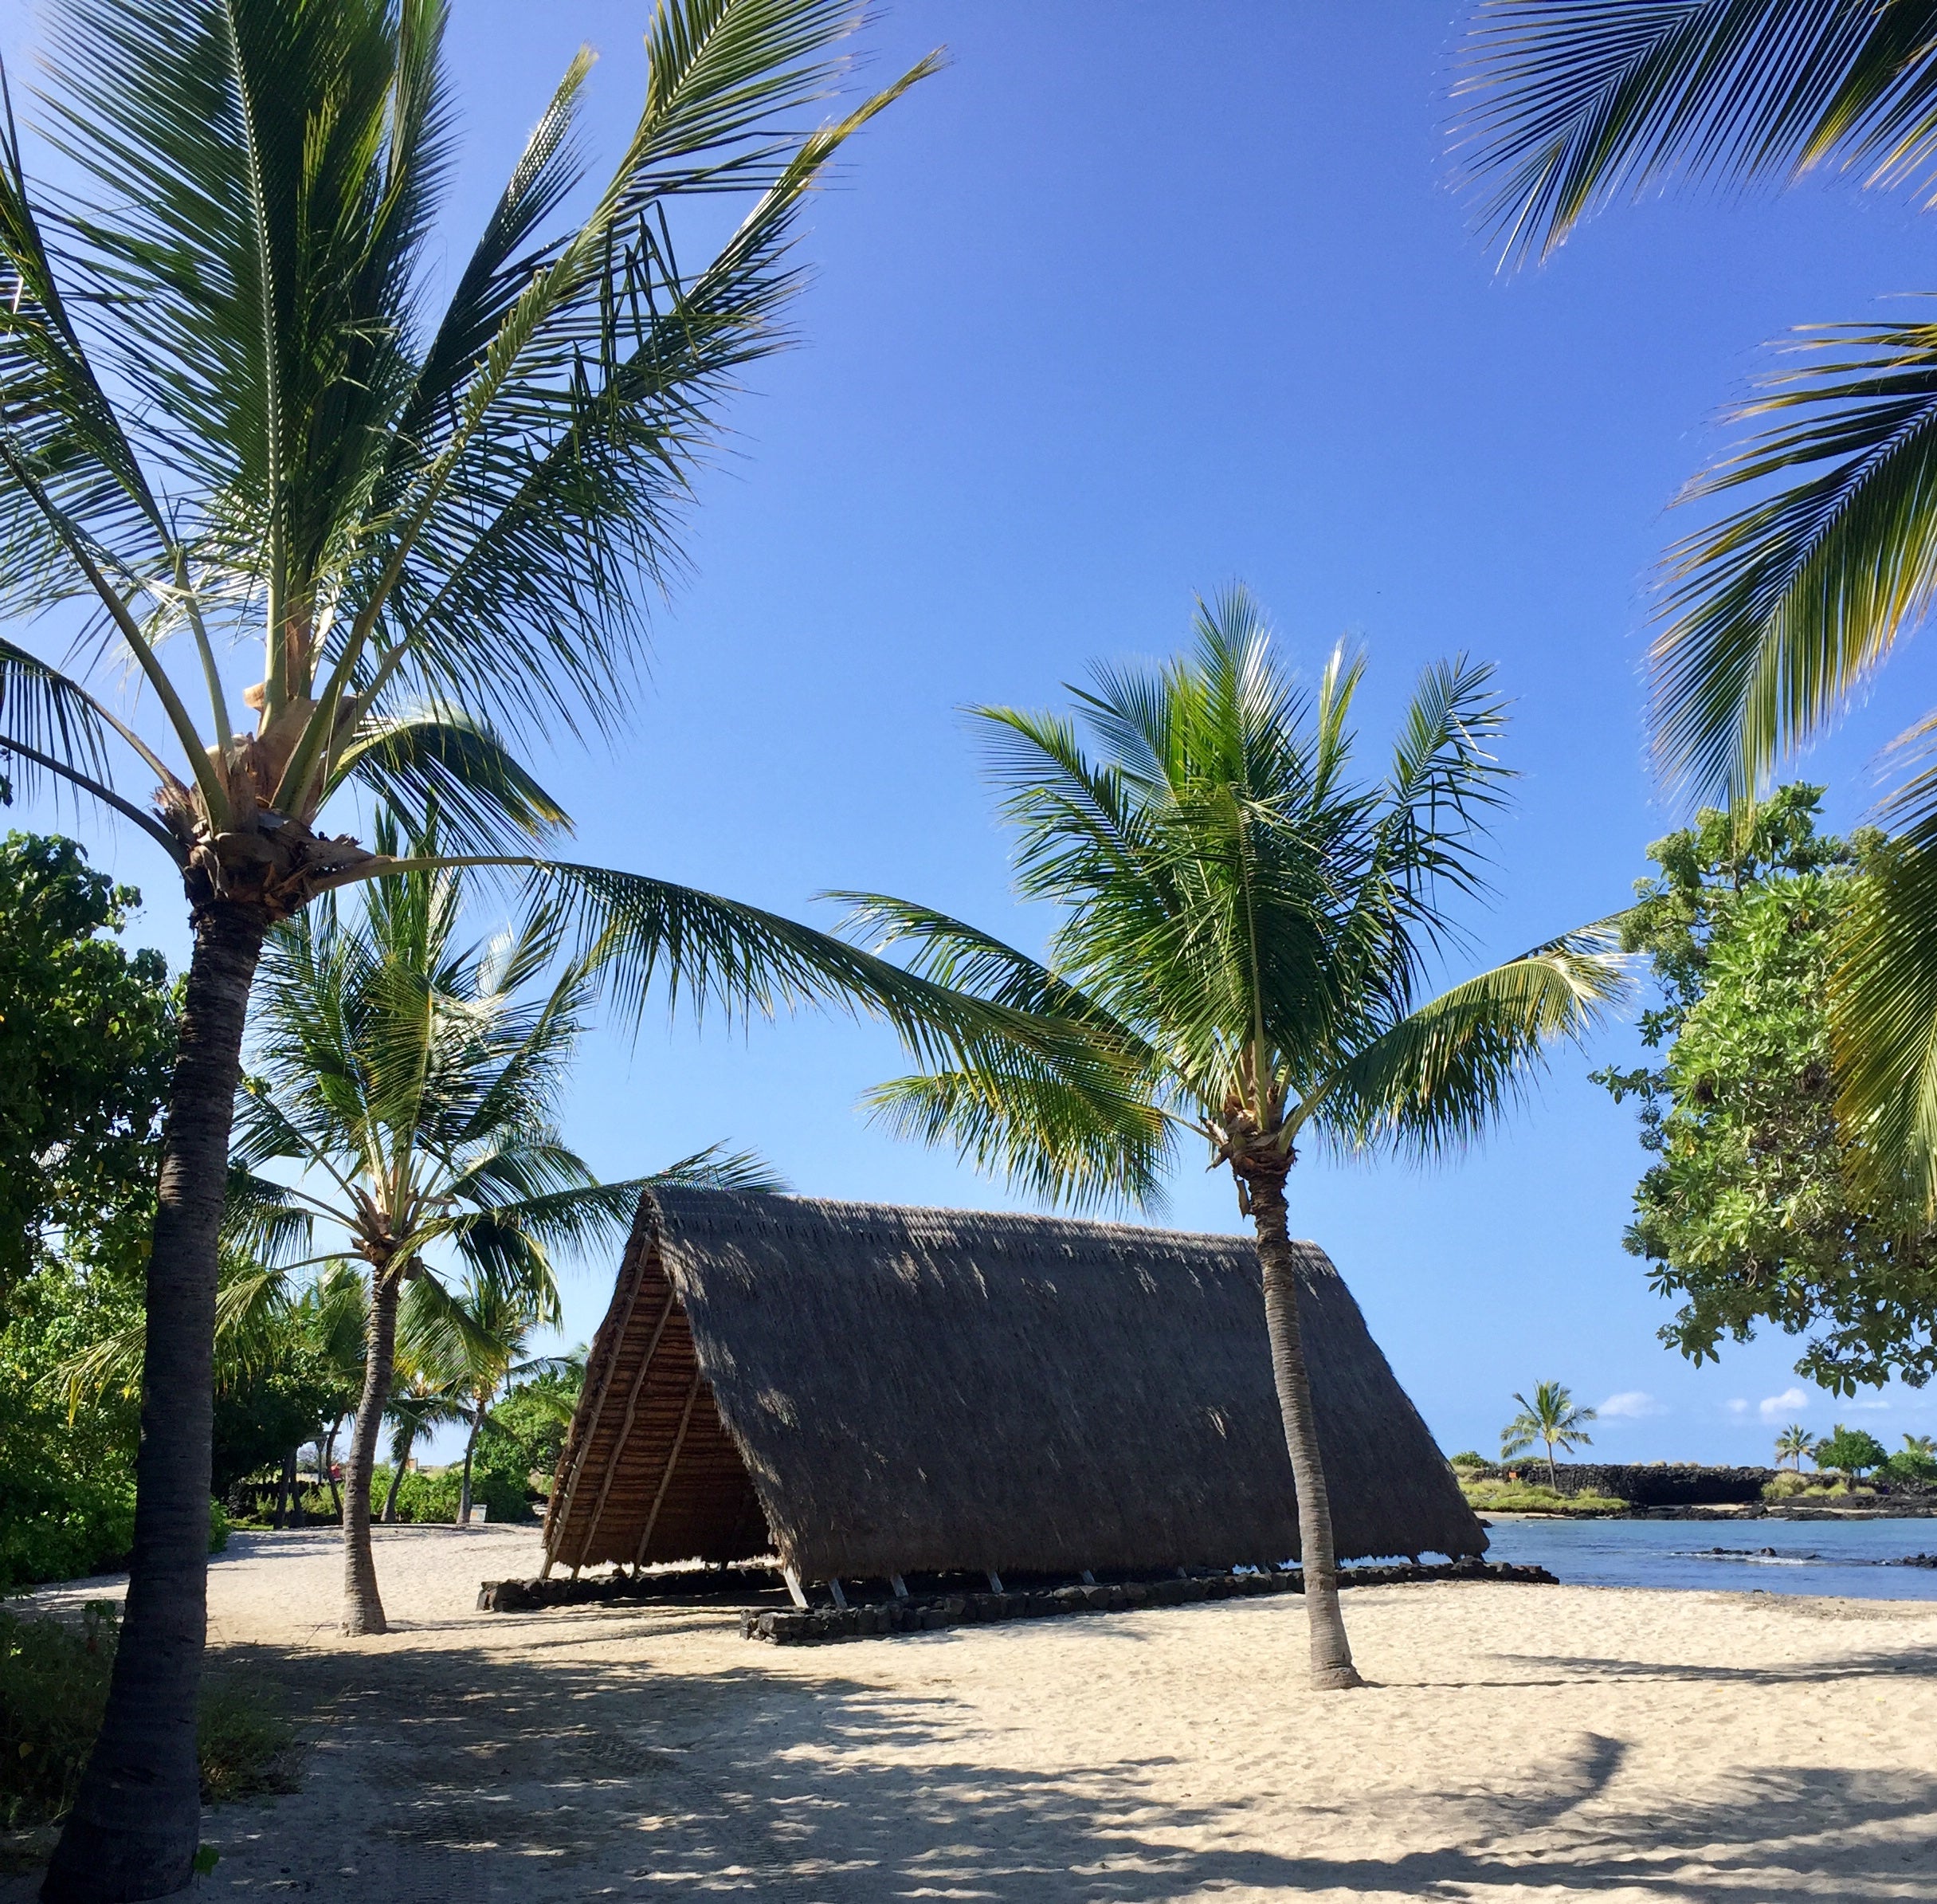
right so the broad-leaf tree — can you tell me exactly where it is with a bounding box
[1596,787,1937,1390]
[841,589,1626,1690]
[1453,0,1937,1211]
[0,5,1057,1893]
[1498,1380,1596,1490]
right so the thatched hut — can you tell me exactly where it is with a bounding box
[541,1188,1483,1593]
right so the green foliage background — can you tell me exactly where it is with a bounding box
[1598,788,1937,1393]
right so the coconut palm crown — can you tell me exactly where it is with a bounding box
[1453,1,1937,1209]
[1500,1379,1597,1490]
[839,587,1629,1691]
[0,6,1092,1894]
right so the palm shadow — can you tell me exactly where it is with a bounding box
[186,1627,1937,1902]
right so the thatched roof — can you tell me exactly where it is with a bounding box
[542,1188,1484,1584]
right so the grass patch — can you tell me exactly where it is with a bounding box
[1459,1478,1628,1515]
[0,1601,299,1828]
[1760,1473,1877,1502]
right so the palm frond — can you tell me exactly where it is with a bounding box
[1833,777,1937,1207]
[325,704,572,856]
[1309,921,1634,1159]
[648,1142,789,1193]
[1653,317,1937,797]
[1452,0,1937,265]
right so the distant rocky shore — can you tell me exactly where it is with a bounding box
[1463,1460,1937,1518]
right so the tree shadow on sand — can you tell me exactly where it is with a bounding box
[186,1628,1937,1903]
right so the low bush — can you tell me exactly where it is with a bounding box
[1884,1448,1937,1486]
[1759,1473,1876,1501]
[0,1602,296,1827]
[365,1458,531,1525]
[1459,1478,1628,1515]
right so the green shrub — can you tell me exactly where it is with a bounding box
[1884,1448,1937,1486]
[207,1498,230,1554]
[1458,1478,1628,1514]
[1449,1451,1487,1469]
[0,1603,296,1827]
[365,1459,530,1525]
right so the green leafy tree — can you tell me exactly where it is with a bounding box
[1813,1423,1889,1479]
[842,589,1626,1690]
[1774,1423,1814,1470]
[1596,788,1937,1391]
[0,5,1084,1886]
[1454,1,1937,1222]
[480,1356,586,1493]
[1499,1380,1596,1490]
[0,834,171,1301]
[1885,1432,1937,1484]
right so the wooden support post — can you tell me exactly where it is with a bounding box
[828,1579,848,1609]
[571,1289,679,1576]
[541,1225,653,1580]
[631,1368,704,1569]
[888,1574,908,1599]
[986,1571,1004,1593]
[782,1565,809,1609]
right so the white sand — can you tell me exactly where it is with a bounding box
[12,1525,1937,1901]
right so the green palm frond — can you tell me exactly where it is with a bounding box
[1652,317,1937,796]
[1833,783,1937,1203]
[1452,1,1937,265]
[325,705,572,857]
[648,1143,790,1193]
[1313,922,1634,1160]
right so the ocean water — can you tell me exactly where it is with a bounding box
[1472,1513,1937,1600]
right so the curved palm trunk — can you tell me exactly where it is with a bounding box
[45,902,269,1904]
[339,1270,402,1635]
[1545,1443,1559,1491]
[1247,1175,1365,1692]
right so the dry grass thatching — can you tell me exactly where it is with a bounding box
[542,1188,1484,1584]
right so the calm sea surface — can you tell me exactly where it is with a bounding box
[1472,1513,1937,1601]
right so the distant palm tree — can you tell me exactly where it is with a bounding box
[1453,3,1937,1208]
[377,1347,465,1525]
[233,849,785,1635]
[1905,1433,1937,1459]
[398,1270,561,1525]
[1774,1422,1814,1471]
[1500,1381,1597,1490]
[841,590,1626,1690]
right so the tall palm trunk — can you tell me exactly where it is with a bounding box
[339,1268,402,1635]
[45,902,269,1904]
[321,1419,342,1515]
[381,1427,411,1525]
[457,1404,484,1525]
[1246,1172,1365,1692]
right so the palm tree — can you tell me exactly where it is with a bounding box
[840,590,1627,1690]
[232,850,786,1635]
[376,1344,466,1525]
[0,6,1075,1890]
[398,1271,562,1525]
[1452,2,1937,1207]
[1500,1381,1596,1490]
[1774,1421,1815,1470]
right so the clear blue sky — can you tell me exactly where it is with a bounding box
[14,2,1937,1463]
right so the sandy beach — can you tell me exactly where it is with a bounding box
[8,1526,1936,1901]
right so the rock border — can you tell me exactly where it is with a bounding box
[739,1560,1557,1646]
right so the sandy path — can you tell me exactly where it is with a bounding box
[11,1525,1937,1901]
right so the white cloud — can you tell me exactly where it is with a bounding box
[1847,1394,1892,1411]
[1725,1398,1749,1416]
[1759,1387,1810,1421]
[1598,1391,1665,1419]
